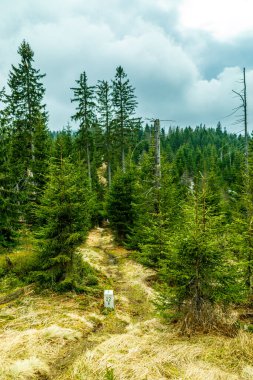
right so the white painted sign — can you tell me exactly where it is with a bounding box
[104,290,114,309]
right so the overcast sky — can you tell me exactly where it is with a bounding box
[1,0,253,132]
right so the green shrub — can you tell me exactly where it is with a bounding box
[85,274,99,286]
[0,267,6,278]
[0,274,23,293]
[56,277,74,292]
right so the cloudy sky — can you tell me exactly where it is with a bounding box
[0,0,253,132]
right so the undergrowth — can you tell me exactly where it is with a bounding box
[0,228,100,295]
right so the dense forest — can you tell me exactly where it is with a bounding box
[0,40,252,334]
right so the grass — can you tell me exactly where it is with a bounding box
[0,287,105,379]
[204,331,253,373]
[2,227,253,380]
[65,324,253,379]
[0,228,105,379]
[60,228,253,380]
[0,228,38,290]
[0,324,83,379]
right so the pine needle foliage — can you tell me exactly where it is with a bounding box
[107,169,136,243]
[4,40,49,223]
[158,174,246,333]
[34,158,91,290]
[0,120,18,248]
[112,66,138,171]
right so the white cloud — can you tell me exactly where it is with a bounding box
[0,0,251,131]
[179,0,253,41]
[182,66,253,131]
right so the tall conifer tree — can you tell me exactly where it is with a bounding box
[112,66,138,172]
[0,90,18,247]
[71,71,96,187]
[5,40,49,220]
[35,158,91,289]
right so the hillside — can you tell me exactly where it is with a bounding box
[0,228,253,380]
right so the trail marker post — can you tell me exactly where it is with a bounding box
[104,290,114,309]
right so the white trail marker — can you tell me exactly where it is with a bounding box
[104,290,114,309]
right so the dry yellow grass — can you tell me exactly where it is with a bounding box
[65,321,253,380]
[61,229,253,380]
[0,285,100,379]
[1,227,253,380]
[0,324,82,379]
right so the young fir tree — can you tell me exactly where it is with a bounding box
[5,40,49,220]
[112,66,138,172]
[129,153,182,267]
[71,71,96,188]
[52,125,74,162]
[35,158,91,290]
[158,174,245,333]
[107,169,136,243]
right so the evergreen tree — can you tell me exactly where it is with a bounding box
[4,40,49,220]
[52,125,74,162]
[35,158,91,290]
[0,123,18,248]
[112,66,138,171]
[26,117,50,223]
[236,135,253,296]
[107,169,136,242]
[6,41,47,125]
[71,71,96,187]
[130,158,182,266]
[158,174,244,333]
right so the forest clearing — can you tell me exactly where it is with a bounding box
[2,38,253,380]
[0,228,253,380]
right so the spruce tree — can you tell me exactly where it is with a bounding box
[35,158,91,290]
[107,169,136,243]
[6,41,47,123]
[5,40,49,220]
[0,122,18,248]
[71,71,96,187]
[52,125,74,162]
[158,174,244,333]
[112,66,138,172]
[130,158,182,266]
[237,135,253,296]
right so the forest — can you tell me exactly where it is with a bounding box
[1,41,253,377]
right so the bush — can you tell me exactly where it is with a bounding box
[0,274,23,293]
[85,274,99,286]
[56,277,74,292]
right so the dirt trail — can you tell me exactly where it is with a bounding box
[56,227,167,380]
[81,227,156,323]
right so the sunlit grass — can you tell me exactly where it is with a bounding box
[1,227,253,380]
